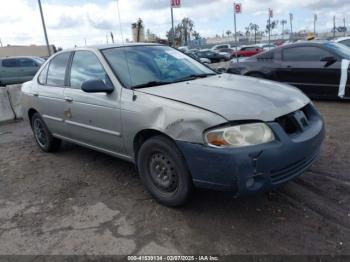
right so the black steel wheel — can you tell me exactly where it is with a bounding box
[137,135,192,207]
[31,112,61,152]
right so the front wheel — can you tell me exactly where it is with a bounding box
[137,136,192,207]
[31,112,61,152]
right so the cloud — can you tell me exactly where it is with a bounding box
[0,0,349,48]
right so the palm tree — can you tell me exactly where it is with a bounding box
[249,23,259,43]
[281,20,287,35]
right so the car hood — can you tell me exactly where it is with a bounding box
[138,74,310,121]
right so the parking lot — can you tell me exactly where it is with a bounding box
[0,101,349,256]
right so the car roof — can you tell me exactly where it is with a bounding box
[277,41,331,49]
[63,42,163,52]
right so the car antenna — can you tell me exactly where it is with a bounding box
[116,0,136,101]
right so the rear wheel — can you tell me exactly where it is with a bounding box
[31,113,61,152]
[137,136,192,207]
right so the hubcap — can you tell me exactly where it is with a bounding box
[149,152,178,192]
[33,119,47,147]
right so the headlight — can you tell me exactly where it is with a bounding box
[204,123,275,148]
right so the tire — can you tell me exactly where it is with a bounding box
[137,135,193,207]
[31,112,61,152]
[246,72,265,79]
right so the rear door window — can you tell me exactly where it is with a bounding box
[46,52,71,86]
[283,47,331,61]
[2,59,19,67]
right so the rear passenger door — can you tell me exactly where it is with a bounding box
[32,52,71,135]
[63,50,124,154]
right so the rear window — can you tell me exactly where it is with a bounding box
[46,52,71,86]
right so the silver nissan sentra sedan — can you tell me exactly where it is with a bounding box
[21,43,325,206]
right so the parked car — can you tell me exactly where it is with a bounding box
[334,36,350,48]
[178,46,189,52]
[0,56,44,86]
[211,44,231,51]
[218,47,234,54]
[196,49,230,63]
[21,44,325,206]
[232,46,263,57]
[256,43,276,51]
[184,50,211,64]
[227,41,350,99]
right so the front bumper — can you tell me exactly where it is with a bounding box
[176,104,325,196]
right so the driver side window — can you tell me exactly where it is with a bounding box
[69,51,108,89]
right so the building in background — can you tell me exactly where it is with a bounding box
[132,18,145,42]
[0,45,57,58]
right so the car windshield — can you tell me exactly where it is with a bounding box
[102,45,215,89]
[324,42,350,59]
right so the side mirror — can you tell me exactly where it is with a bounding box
[81,79,114,93]
[320,56,337,67]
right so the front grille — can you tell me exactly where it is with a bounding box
[270,150,319,184]
[275,104,313,135]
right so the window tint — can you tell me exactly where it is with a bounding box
[47,52,71,86]
[283,46,331,61]
[2,59,19,67]
[18,58,37,67]
[38,63,49,85]
[70,51,107,89]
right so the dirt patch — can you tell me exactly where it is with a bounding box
[0,101,349,255]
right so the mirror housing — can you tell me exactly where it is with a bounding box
[320,56,337,67]
[320,56,337,62]
[81,79,114,93]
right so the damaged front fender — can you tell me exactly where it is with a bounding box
[120,88,227,158]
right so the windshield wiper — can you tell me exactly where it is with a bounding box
[131,81,171,89]
[173,73,217,83]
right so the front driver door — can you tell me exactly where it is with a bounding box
[63,50,125,155]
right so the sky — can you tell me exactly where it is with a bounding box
[0,0,349,48]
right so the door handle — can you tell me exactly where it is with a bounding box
[33,92,39,97]
[64,97,73,102]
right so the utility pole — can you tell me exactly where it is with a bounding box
[38,0,51,57]
[344,18,346,37]
[268,8,272,47]
[289,13,293,41]
[333,16,336,39]
[314,14,317,36]
[170,7,175,46]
